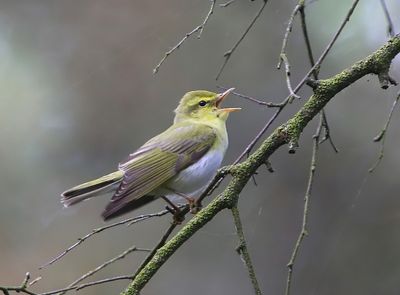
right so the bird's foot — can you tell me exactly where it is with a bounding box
[162,196,186,224]
[190,200,202,214]
[165,205,185,225]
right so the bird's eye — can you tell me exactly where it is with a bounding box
[198,100,207,107]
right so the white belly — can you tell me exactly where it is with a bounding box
[165,146,226,197]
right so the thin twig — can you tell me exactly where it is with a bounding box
[215,0,269,80]
[153,0,216,74]
[0,273,38,295]
[231,206,262,295]
[219,0,236,7]
[292,0,360,93]
[200,0,359,202]
[369,91,400,173]
[216,85,273,106]
[285,113,322,295]
[320,110,339,152]
[59,246,150,294]
[197,0,217,38]
[277,0,304,69]
[299,3,338,153]
[280,53,301,101]
[39,208,173,269]
[130,215,184,282]
[380,0,395,37]
[39,275,134,295]
[234,0,359,158]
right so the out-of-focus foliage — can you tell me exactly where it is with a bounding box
[0,1,400,294]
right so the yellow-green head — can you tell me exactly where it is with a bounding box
[174,88,240,123]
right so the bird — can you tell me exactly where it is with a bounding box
[61,88,240,221]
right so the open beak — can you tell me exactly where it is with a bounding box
[216,88,241,112]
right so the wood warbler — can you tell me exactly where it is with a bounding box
[61,88,240,220]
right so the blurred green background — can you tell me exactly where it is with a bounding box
[1,0,400,294]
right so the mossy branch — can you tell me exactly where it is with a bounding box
[121,34,400,295]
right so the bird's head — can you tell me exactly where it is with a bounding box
[174,88,240,123]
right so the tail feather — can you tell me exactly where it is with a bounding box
[101,194,158,221]
[61,171,123,207]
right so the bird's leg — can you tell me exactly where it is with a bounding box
[161,196,185,224]
[165,188,200,214]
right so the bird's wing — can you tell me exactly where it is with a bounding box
[102,123,216,219]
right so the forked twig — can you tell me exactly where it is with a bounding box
[59,246,150,294]
[39,276,134,295]
[40,208,175,269]
[299,2,338,153]
[285,114,322,295]
[280,53,301,101]
[231,206,262,295]
[153,0,216,74]
[369,91,400,173]
[233,0,359,158]
[130,212,185,281]
[277,0,304,69]
[0,273,38,295]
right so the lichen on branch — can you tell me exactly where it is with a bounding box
[121,34,400,295]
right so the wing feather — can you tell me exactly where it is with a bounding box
[102,123,216,219]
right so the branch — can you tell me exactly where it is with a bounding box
[231,206,262,295]
[219,0,236,8]
[121,33,400,295]
[224,0,359,161]
[215,0,269,80]
[216,85,272,107]
[38,275,134,295]
[369,90,400,173]
[59,245,150,295]
[277,0,304,69]
[280,53,301,101]
[153,0,216,74]
[40,207,176,269]
[285,113,322,295]
[0,273,37,295]
[380,0,395,37]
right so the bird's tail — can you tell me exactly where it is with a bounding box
[61,171,123,207]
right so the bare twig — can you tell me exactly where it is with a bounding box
[216,85,273,106]
[59,246,150,294]
[231,206,262,295]
[369,91,400,173]
[280,53,301,101]
[197,0,216,38]
[380,0,395,37]
[130,215,183,282]
[277,0,304,69]
[234,0,359,157]
[153,0,216,74]
[299,3,338,153]
[39,276,134,295]
[320,110,339,152]
[40,208,174,269]
[219,0,236,7]
[0,273,37,295]
[292,0,360,96]
[215,0,269,80]
[285,114,322,295]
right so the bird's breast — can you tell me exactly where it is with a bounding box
[166,142,227,196]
